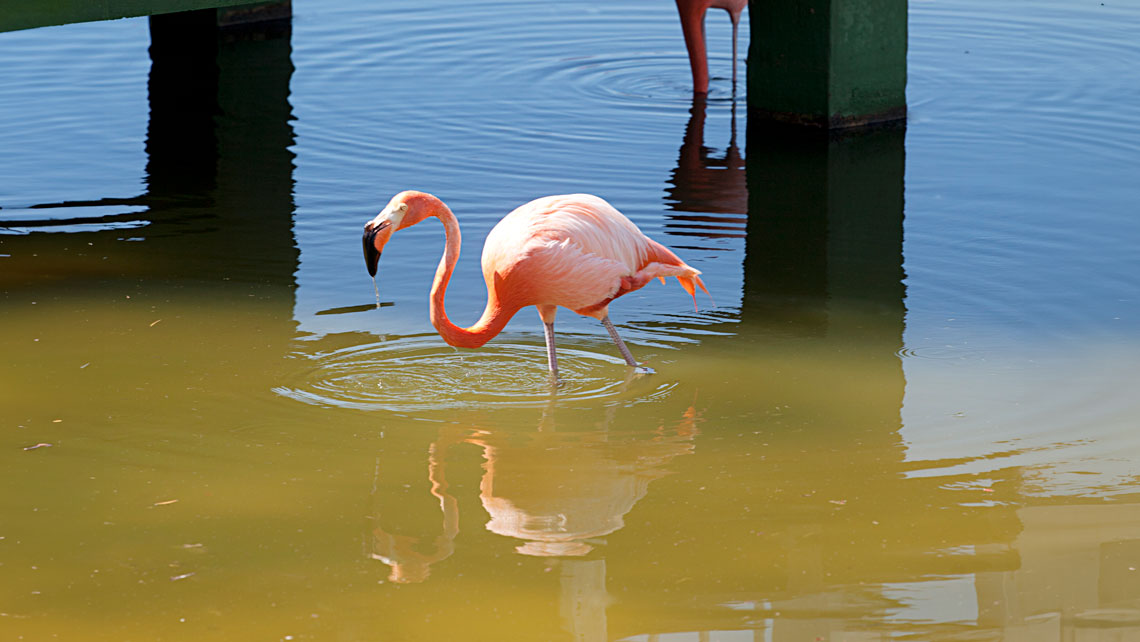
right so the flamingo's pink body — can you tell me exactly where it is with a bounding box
[675,0,748,94]
[363,191,708,376]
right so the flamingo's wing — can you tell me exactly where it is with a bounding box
[482,194,709,315]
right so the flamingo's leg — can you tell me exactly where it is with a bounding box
[543,321,559,378]
[601,316,639,368]
[537,304,560,379]
[730,10,740,88]
[676,0,710,93]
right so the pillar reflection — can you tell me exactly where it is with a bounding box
[1,10,298,288]
[741,120,906,340]
[973,504,1140,641]
[146,8,298,284]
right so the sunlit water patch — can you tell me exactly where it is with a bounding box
[276,334,678,412]
[900,344,1140,498]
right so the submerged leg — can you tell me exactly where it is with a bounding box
[601,316,639,368]
[537,305,559,380]
[730,10,740,88]
[543,321,559,378]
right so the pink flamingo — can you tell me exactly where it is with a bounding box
[363,191,709,377]
[675,0,748,94]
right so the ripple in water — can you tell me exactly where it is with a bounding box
[510,48,744,107]
[298,1,745,114]
[276,335,678,413]
[896,345,987,361]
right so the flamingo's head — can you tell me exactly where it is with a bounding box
[363,191,438,277]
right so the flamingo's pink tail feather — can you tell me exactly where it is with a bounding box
[679,276,696,298]
[645,238,713,311]
[678,275,714,311]
[695,274,713,306]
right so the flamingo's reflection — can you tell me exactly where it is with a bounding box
[477,405,699,558]
[368,430,462,584]
[664,93,747,242]
[368,404,701,583]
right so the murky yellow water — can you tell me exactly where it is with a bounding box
[4,271,1139,640]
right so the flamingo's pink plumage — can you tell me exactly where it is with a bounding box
[363,191,709,376]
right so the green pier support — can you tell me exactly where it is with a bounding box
[747,0,907,128]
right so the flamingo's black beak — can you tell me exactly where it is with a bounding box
[363,221,389,277]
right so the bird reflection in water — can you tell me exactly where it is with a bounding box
[367,404,701,583]
[368,429,462,584]
[474,404,700,558]
[664,94,747,245]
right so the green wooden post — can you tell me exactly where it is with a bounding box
[747,0,907,128]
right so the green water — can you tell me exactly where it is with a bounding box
[4,270,1139,640]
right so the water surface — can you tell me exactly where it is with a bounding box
[2,0,1139,640]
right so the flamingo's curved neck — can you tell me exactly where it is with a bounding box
[428,203,516,348]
